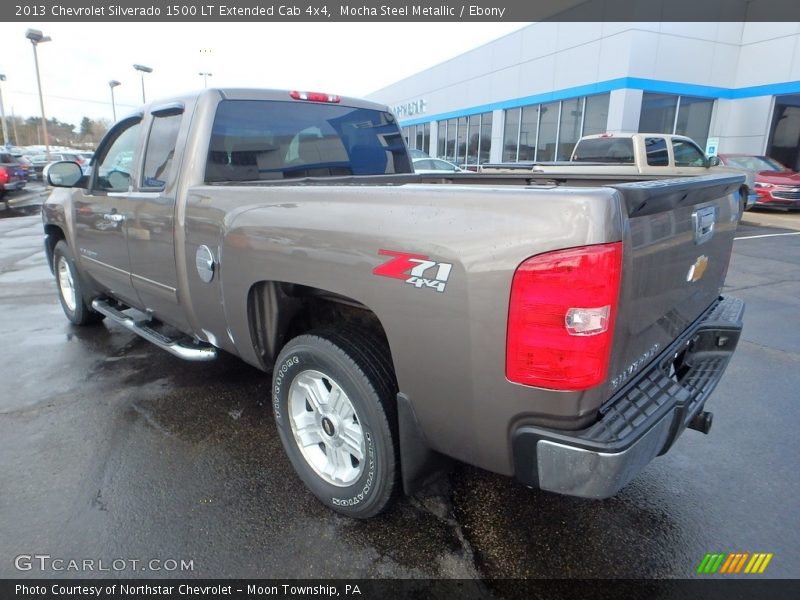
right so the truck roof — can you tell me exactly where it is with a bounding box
[580,132,696,142]
[120,88,392,122]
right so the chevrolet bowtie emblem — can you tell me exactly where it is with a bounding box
[687,255,709,283]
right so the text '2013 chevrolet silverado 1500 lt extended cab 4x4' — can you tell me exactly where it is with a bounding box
[42,89,744,518]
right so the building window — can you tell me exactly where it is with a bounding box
[583,94,610,136]
[767,94,800,171]
[502,108,521,162]
[446,118,457,161]
[639,93,714,150]
[452,117,465,163]
[558,97,582,160]
[466,116,480,165]
[401,123,432,154]
[537,102,559,162]
[502,93,610,162]
[437,112,494,165]
[479,112,492,163]
[519,105,538,161]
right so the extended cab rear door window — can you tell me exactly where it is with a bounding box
[205,100,410,182]
[142,112,183,191]
[645,137,669,166]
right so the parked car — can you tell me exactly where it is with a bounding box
[30,152,84,181]
[412,157,463,174]
[16,156,33,180]
[717,154,800,210]
[407,148,429,159]
[0,152,26,202]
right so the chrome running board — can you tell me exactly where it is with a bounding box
[91,299,217,362]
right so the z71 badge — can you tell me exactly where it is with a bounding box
[373,249,453,293]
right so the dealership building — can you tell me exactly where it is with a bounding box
[368,22,800,170]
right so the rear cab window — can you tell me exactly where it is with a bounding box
[571,138,635,164]
[205,100,411,182]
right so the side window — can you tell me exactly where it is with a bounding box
[645,137,669,166]
[672,139,706,167]
[142,114,182,190]
[433,159,457,171]
[94,120,142,192]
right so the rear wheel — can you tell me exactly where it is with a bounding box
[53,241,103,325]
[272,330,399,518]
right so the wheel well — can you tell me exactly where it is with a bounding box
[44,225,66,273]
[247,280,447,496]
[247,281,394,374]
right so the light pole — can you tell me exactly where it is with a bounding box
[26,28,52,159]
[0,75,9,147]
[198,72,212,88]
[108,80,121,121]
[133,64,152,103]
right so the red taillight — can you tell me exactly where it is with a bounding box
[506,242,623,391]
[289,90,341,103]
[0,167,8,184]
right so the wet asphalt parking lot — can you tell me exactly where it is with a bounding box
[0,188,798,582]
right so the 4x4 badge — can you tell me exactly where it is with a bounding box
[373,249,453,293]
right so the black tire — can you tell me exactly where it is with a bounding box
[272,329,399,518]
[53,240,104,325]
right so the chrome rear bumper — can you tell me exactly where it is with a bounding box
[512,296,744,499]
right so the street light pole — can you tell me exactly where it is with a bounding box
[26,28,52,160]
[0,75,9,147]
[198,72,212,88]
[108,80,121,121]
[133,64,153,103]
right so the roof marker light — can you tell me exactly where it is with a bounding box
[290,90,341,103]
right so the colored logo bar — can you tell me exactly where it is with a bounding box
[697,552,773,574]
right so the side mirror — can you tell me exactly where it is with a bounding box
[46,161,85,188]
[707,155,721,167]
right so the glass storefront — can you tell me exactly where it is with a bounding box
[501,93,610,162]
[401,122,430,154]
[639,93,714,150]
[767,94,800,171]
[436,111,495,165]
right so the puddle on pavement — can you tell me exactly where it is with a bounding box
[0,204,42,219]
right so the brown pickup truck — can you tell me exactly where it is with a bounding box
[42,89,744,518]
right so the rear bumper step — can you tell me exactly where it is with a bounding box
[91,299,217,362]
[512,295,744,499]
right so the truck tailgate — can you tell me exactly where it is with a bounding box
[605,174,743,398]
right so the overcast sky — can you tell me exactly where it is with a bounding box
[0,22,527,131]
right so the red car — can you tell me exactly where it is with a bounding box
[718,154,800,210]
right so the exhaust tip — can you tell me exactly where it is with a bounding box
[688,411,713,435]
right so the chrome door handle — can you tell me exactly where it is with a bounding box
[103,213,126,223]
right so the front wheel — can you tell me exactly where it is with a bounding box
[272,330,399,518]
[53,240,104,325]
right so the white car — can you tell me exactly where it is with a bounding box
[412,157,463,174]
